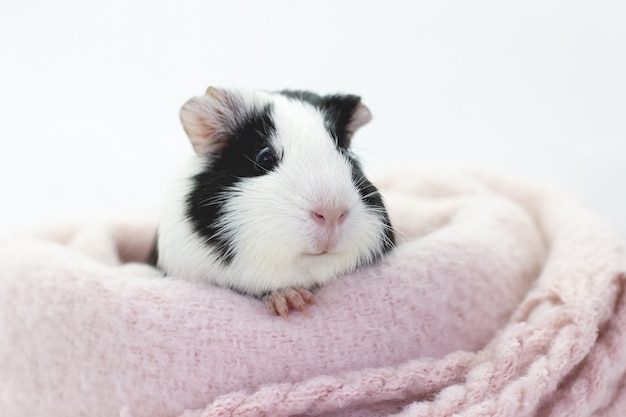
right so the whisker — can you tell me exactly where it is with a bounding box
[353,177,370,189]
[360,190,383,201]
[363,206,391,216]
[243,153,272,174]
[390,228,409,241]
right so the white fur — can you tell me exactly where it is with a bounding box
[157,92,388,295]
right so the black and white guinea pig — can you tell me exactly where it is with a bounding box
[150,87,395,319]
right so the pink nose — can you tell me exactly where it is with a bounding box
[310,207,349,227]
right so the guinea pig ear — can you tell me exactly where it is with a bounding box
[345,101,372,140]
[321,94,372,148]
[179,87,242,155]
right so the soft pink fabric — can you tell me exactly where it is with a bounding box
[1,164,624,417]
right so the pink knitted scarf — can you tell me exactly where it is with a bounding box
[1,164,624,417]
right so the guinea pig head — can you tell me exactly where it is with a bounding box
[173,87,394,295]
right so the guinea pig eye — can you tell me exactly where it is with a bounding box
[255,147,277,171]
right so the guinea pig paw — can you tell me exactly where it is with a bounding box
[263,288,315,321]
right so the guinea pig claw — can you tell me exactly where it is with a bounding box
[296,288,315,305]
[263,288,315,321]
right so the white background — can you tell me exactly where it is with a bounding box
[1,1,624,233]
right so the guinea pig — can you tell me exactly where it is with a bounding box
[149,87,395,319]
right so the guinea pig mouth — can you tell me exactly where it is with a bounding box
[305,250,328,256]
[304,250,329,257]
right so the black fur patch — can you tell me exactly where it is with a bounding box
[147,236,159,266]
[347,156,396,263]
[186,103,277,263]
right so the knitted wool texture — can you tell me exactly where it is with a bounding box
[1,164,624,417]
